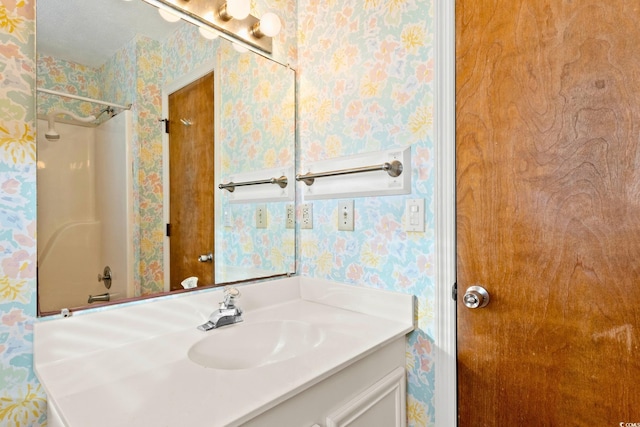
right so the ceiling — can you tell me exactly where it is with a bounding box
[37,0,181,68]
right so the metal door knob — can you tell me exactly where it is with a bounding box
[463,285,490,309]
[198,253,213,262]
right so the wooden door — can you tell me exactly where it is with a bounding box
[168,72,215,290]
[456,1,640,425]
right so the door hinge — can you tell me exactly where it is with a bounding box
[159,118,169,134]
[452,282,457,301]
[166,223,171,237]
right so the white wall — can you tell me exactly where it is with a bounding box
[37,119,103,311]
[95,110,134,301]
[37,111,134,312]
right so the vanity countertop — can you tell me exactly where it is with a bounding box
[34,277,414,427]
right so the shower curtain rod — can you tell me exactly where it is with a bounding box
[36,88,132,110]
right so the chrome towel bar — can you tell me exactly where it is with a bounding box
[296,160,403,186]
[219,176,288,192]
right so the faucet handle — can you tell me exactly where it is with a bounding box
[222,286,241,307]
[224,286,240,297]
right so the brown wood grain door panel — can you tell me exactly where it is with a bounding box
[168,72,215,290]
[456,1,640,425]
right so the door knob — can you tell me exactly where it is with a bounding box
[463,285,490,309]
[198,253,213,262]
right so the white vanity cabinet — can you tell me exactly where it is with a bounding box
[241,337,406,427]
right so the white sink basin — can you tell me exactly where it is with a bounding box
[187,320,325,370]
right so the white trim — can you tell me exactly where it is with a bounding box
[162,59,218,292]
[123,111,136,299]
[433,0,457,426]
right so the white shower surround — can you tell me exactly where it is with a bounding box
[37,111,134,312]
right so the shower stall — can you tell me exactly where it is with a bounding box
[37,106,134,313]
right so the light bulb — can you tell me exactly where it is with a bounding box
[198,26,219,40]
[227,0,250,20]
[259,12,281,37]
[158,8,181,22]
[202,11,216,23]
[232,43,249,53]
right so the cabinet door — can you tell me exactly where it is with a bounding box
[325,367,406,427]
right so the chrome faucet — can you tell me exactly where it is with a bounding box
[197,287,243,331]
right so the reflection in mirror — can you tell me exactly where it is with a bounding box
[215,43,296,283]
[36,0,296,315]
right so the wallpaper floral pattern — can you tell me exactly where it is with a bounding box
[1,0,436,425]
[128,36,164,295]
[36,36,163,296]
[218,42,296,275]
[0,0,47,425]
[296,0,436,425]
[36,54,101,119]
[33,3,298,297]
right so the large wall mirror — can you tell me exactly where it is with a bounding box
[36,0,296,315]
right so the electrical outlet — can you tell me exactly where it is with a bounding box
[405,198,425,232]
[256,204,267,229]
[338,200,354,231]
[301,203,313,229]
[285,204,295,229]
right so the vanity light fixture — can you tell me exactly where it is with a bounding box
[198,11,220,39]
[198,26,219,40]
[158,7,182,22]
[218,0,250,21]
[140,0,278,53]
[232,42,249,53]
[251,12,282,38]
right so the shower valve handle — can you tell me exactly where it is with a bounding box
[97,266,112,289]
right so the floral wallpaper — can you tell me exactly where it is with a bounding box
[1,0,436,425]
[0,0,47,425]
[162,21,221,85]
[297,0,436,425]
[33,1,298,297]
[36,36,163,296]
[218,41,296,275]
[129,36,164,295]
[36,54,100,119]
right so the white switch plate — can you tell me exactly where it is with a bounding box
[301,203,313,229]
[338,200,354,231]
[285,204,295,229]
[223,208,232,227]
[405,199,425,232]
[256,204,267,229]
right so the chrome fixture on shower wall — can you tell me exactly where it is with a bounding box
[140,0,281,54]
[44,109,97,141]
[98,266,112,289]
[37,87,133,141]
[87,292,111,303]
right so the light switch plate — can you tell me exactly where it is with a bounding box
[256,204,267,229]
[223,208,232,227]
[338,200,354,231]
[405,198,425,232]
